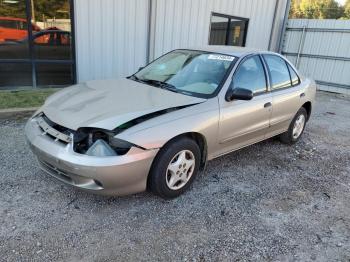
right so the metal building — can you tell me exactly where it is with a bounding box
[282,19,350,95]
[0,0,290,88]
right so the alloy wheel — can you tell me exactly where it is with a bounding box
[165,150,196,190]
[292,114,306,139]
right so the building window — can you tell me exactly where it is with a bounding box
[0,0,76,89]
[209,13,249,47]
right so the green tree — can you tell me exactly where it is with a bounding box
[32,0,70,20]
[290,0,303,18]
[0,0,69,20]
[344,0,350,18]
[290,0,344,19]
[0,0,27,18]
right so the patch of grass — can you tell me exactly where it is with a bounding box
[0,88,61,109]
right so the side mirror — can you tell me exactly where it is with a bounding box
[225,87,253,102]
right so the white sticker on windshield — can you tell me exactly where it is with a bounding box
[208,54,235,61]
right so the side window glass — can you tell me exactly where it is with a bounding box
[232,55,267,93]
[60,33,71,46]
[287,64,300,86]
[34,33,55,45]
[19,21,27,30]
[263,55,292,90]
[0,20,17,29]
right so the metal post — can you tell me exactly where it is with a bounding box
[26,0,37,88]
[31,0,35,22]
[278,0,291,53]
[296,25,306,69]
[146,0,153,64]
[268,0,279,51]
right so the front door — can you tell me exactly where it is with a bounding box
[216,55,272,157]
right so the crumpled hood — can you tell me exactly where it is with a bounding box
[42,78,206,130]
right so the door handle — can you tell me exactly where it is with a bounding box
[264,102,272,108]
[300,93,305,98]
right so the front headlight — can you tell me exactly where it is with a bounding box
[86,139,117,157]
[73,128,136,156]
[109,137,135,150]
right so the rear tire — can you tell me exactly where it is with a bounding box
[280,107,307,144]
[148,137,201,199]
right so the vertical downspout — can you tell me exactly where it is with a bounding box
[268,0,279,51]
[278,0,291,53]
[296,25,306,69]
[146,0,153,64]
[71,0,78,84]
[26,0,36,87]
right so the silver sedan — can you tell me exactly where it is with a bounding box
[25,46,316,198]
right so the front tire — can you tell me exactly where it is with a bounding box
[148,137,201,199]
[280,107,307,144]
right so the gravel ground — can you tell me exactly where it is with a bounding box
[0,91,349,261]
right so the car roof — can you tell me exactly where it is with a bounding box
[34,30,70,34]
[0,17,26,22]
[184,45,276,58]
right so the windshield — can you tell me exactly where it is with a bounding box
[131,50,236,98]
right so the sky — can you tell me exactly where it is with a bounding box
[336,0,346,6]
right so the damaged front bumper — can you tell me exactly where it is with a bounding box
[25,117,159,196]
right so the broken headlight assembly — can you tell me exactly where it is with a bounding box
[73,128,137,157]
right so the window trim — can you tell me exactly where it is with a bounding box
[259,54,272,92]
[209,12,249,47]
[286,62,301,87]
[226,54,269,97]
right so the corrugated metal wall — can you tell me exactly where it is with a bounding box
[74,0,287,83]
[150,0,279,59]
[282,19,350,94]
[74,0,149,82]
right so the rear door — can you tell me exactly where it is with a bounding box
[216,55,272,157]
[262,54,304,137]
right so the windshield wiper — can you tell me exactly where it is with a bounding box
[127,75,143,82]
[137,79,179,92]
[128,76,180,93]
[145,79,176,89]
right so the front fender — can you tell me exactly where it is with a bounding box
[115,98,219,156]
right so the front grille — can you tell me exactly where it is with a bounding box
[36,114,73,144]
[42,115,72,135]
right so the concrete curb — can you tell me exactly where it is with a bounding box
[0,107,38,120]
